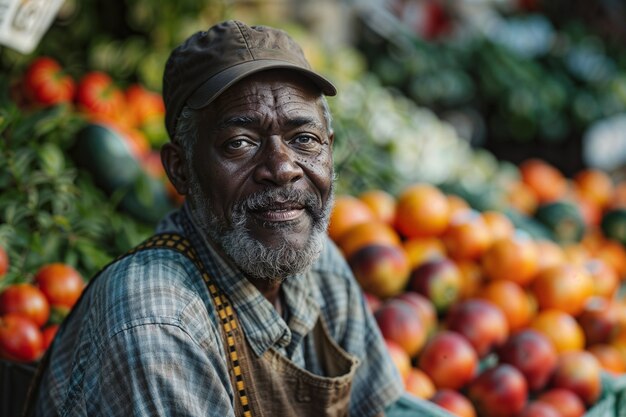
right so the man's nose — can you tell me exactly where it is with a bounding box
[253,138,304,185]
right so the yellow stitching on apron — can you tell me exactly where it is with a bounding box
[124,233,253,417]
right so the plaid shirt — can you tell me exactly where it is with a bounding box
[35,203,404,416]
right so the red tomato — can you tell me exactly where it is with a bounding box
[0,313,44,362]
[34,263,85,309]
[125,84,165,127]
[23,57,75,106]
[0,284,50,327]
[42,324,60,351]
[0,245,8,278]
[75,71,125,121]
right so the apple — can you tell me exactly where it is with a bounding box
[375,299,427,357]
[363,292,382,314]
[408,258,462,314]
[497,329,558,391]
[430,389,476,417]
[418,330,478,390]
[536,388,586,417]
[517,401,561,417]
[348,244,410,299]
[467,364,528,417]
[404,367,436,400]
[550,350,602,406]
[384,338,411,380]
[577,296,621,346]
[394,291,437,338]
[445,298,509,358]
[588,343,626,375]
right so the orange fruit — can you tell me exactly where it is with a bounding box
[481,211,515,245]
[580,228,605,253]
[395,183,450,238]
[478,280,535,332]
[337,221,402,259]
[519,158,568,203]
[481,234,539,286]
[506,181,539,215]
[327,195,375,242]
[403,237,447,270]
[404,367,436,399]
[562,243,591,266]
[534,239,566,272]
[358,189,397,225]
[33,263,85,309]
[593,239,626,279]
[585,258,620,299]
[384,338,412,380]
[456,259,484,300]
[530,264,594,316]
[529,309,585,353]
[441,210,492,261]
[574,195,602,228]
[446,194,471,220]
[611,325,626,365]
[573,169,614,210]
[587,344,626,375]
[609,180,626,209]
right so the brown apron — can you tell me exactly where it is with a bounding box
[194,236,361,417]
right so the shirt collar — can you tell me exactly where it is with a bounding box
[164,203,321,357]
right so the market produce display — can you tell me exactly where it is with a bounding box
[327,164,626,416]
[356,0,626,176]
[2,1,626,416]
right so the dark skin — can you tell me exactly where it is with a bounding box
[163,70,388,417]
[162,70,334,309]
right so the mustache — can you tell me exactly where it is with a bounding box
[235,187,325,221]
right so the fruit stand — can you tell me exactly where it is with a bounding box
[2,1,626,416]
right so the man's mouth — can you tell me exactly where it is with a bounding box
[250,203,306,223]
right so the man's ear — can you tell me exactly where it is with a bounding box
[161,142,190,196]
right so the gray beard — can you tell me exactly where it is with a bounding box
[187,175,333,283]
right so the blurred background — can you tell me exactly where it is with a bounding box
[4,3,626,416]
[2,0,626,282]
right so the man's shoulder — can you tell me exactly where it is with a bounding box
[86,246,210,332]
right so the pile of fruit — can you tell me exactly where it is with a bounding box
[0,55,185,286]
[328,160,626,416]
[0,54,190,359]
[0,250,85,363]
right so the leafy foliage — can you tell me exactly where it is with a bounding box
[0,80,152,289]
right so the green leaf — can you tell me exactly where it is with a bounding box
[74,239,113,272]
[3,203,29,225]
[38,143,65,177]
[134,173,155,206]
[8,148,36,183]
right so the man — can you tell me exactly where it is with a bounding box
[33,20,452,417]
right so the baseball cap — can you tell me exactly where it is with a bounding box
[162,20,337,139]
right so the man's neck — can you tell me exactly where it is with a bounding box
[248,276,283,314]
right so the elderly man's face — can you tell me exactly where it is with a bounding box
[186,71,334,280]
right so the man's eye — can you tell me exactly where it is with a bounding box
[292,135,318,146]
[226,139,253,150]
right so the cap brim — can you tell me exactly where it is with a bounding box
[187,59,337,110]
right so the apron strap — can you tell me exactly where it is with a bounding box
[21,233,253,417]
